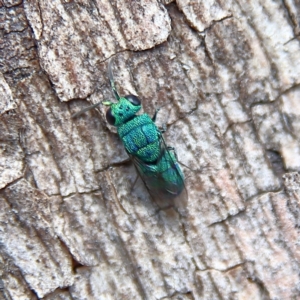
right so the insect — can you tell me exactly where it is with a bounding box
[73,58,185,200]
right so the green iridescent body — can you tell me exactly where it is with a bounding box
[103,59,185,198]
[73,59,185,198]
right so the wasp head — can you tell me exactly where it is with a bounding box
[103,95,141,126]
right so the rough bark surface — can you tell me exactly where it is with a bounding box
[0,0,300,299]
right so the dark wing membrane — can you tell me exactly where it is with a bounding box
[128,135,188,213]
[158,134,186,196]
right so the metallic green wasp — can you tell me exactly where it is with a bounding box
[74,59,186,201]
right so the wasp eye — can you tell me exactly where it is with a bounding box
[125,95,141,106]
[106,108,116,125]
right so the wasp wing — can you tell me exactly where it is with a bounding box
[128,134,188,215]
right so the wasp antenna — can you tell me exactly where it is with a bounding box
[108,57,120,101]
[71,101,102,118]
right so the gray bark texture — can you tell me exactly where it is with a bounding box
[0,0,300,299]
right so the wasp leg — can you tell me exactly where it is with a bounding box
[167,146,193,171]
[167,146,177,159]
[130,174,140,193]
[72,101,102,118]
[160,123,167,133]
[152,107,160,122]
[152,108,167,133]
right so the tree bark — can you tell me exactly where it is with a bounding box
[1,0,300,299]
